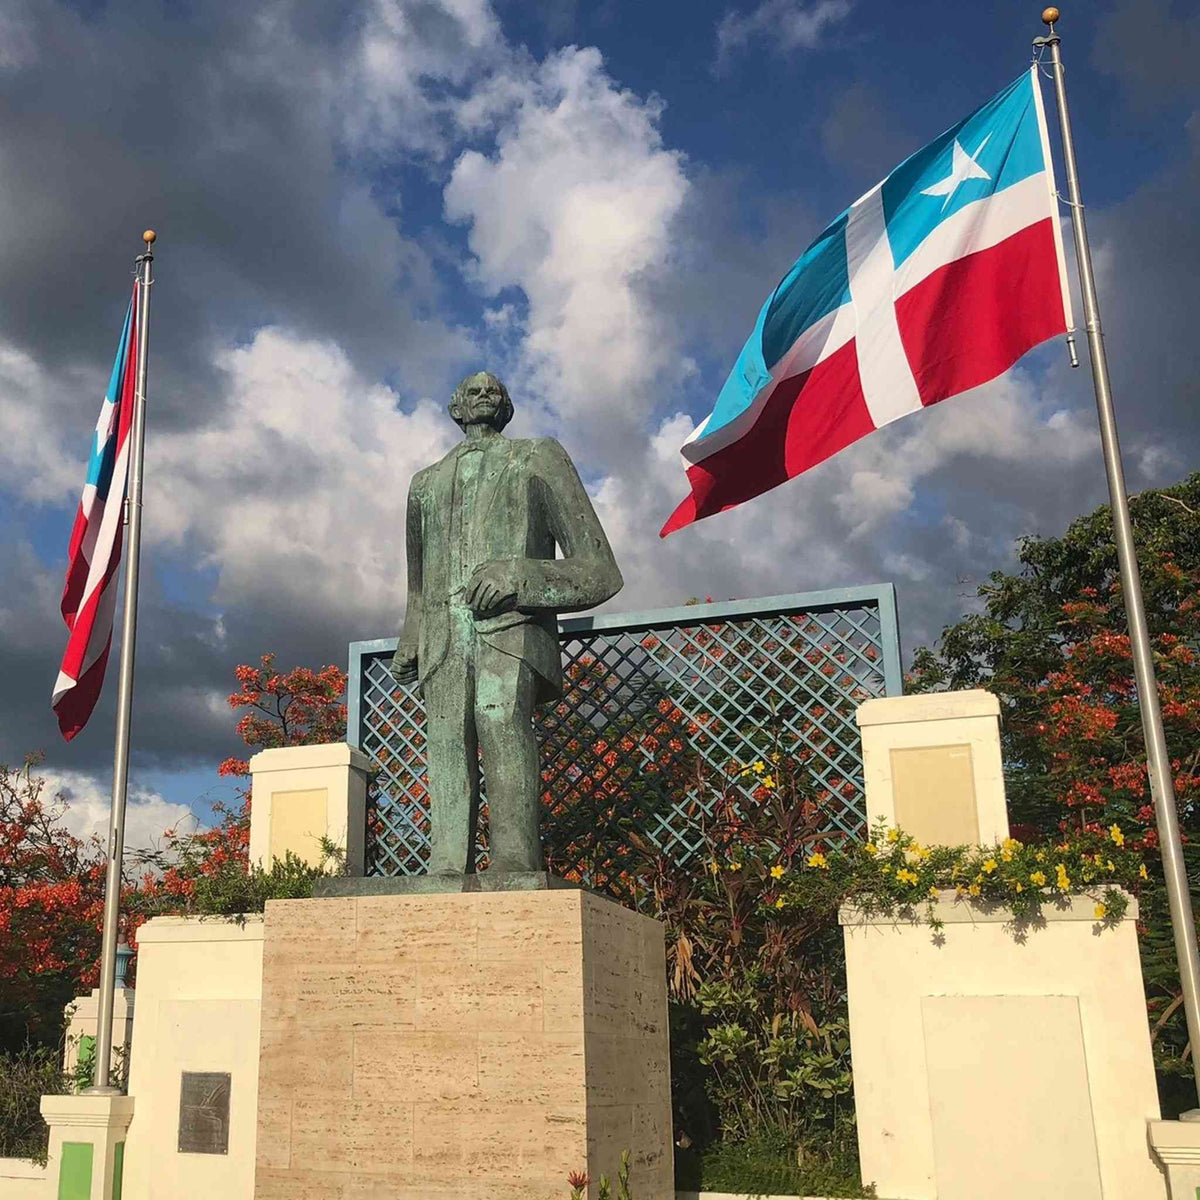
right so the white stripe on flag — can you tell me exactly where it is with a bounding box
[892,172,1055,301]
[845,184,923,429]
[1030,62,1075,333]
[71,437,128,633]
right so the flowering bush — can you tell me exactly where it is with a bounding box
[785,821,1146,930]
[638,754,857,1155]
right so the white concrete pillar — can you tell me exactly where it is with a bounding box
[62,989,135,1088]
[247,743,372,874]
[856,688,1009,846]
[40,1094,135,1200]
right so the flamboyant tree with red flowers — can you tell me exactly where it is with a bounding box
[143,653,348,907]
[0,655,347,1052]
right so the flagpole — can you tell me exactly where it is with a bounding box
[1035,8,1200,1112]
[88,231,155,1094]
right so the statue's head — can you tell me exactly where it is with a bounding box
[449,371,514,432]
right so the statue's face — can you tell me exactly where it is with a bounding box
[449,372,513,430]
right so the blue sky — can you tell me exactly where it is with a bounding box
[0,0,1196,844]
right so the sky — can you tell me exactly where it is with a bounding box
[0,0,1196,844]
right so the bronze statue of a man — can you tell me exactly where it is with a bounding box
[390,371,623,877]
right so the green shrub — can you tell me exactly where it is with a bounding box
[673,1125,872,1197]
[0,1044,71,1164]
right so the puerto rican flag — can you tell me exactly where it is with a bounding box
[52,286,139,740]
[662,68,1073,536]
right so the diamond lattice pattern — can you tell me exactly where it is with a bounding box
[358,603,888,891]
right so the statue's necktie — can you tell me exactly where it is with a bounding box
[450,444,485,597]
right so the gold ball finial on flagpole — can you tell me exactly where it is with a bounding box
[1042,6,1060,25]
[142,229,157,246]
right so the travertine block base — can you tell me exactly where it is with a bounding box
[254,889,673,1200]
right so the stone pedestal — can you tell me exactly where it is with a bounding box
[253,888,673,1200]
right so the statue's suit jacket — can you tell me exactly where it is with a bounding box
[394,436,623,703]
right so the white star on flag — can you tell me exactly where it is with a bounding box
[921,134,992,210]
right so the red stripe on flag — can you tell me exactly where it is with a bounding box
[895,218,1066,407]
[661,339,871,536]
[57,533,124,679]
[55,639,113,742]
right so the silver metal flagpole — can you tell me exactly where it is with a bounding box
[88,230,155,1094]
[1035,8,1200,1112]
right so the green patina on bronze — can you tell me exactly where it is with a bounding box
[390,371,623,878]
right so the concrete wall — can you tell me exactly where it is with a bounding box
[0,1160,49,1199]
[121,916,264,1200]
[842,892,1165,1200]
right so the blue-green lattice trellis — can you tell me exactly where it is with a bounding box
[349,585,901,887]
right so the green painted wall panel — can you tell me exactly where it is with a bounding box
[58,1141,93,1200]
[112,1141,125,1200]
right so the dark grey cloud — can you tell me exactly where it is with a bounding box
[0,0,478,448]
[1092,0,1200,111]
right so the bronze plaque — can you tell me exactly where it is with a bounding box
[178,1071,231,1155]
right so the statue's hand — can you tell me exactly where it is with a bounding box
[389,648,419,685]
[465,560,520,618]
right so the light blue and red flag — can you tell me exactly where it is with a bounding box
[52,285,140,740]
[662,67,1073,536]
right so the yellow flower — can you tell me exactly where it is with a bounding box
[807,852,829,870]
[770,864,785,879]
[1002,837,1022,852]
[770,752,781,763]
[1036,850,1046,862]
[762,774,776,789]
[775,897,785,909]
[895,868,919,886]
[1094,903,1108,920]
[968,883,981,897]
[752,760,766,775]
[982,859,998,874]
[728,861,743,872]
[708,860,720,876]
[1106,860,1115,872]
[862,843,878,856]
[1000,849,1013,863]
[1109,824,1125,847]
[1015,882,1023,893]
[1030,871,1047,887]
[886,828,900,843]
[1140,864,1149,881]
[881,865,891,875]
[928,886,940,899]
[955,884,967,897]
[1055,863,1070,892]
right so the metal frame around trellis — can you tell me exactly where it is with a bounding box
[348,584,902,879]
